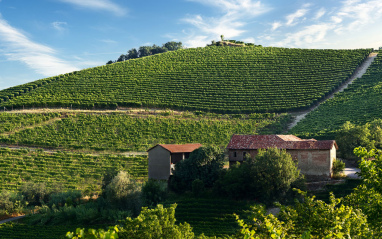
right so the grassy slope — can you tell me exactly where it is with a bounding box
[0,148,147,192]
[0,47,371,113]
[0,111,290,151]
[291,51,382,139]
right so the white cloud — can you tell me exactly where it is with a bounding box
[58,0,127,16]
[271,21,282,31]
[100,39,117,44]
[180,0,270,47]
[314,8,326,20]
[285,6,309,26]
[0,17,78,76]
[275,23,334,47]
[269,0,382,49]
[52,21,67,31]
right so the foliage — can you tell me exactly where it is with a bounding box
[48,190,82,208]
[235,191,371,238]
[0,189,27,216]
[0,112,288,151]
[291,51,382,140]
[343,147,382,235]
[332,159,346,177]
[170,146,224,192]
[20,182,51,206]
[66,227,119,239]
[141,179,168,207]
[104,171,141,215]
[0,47,371,113]
[118,204,197,239]
[192,179,205,196]
[218,148,301,203]
[107,41,183,64]
[0,148,147,193]
[335,121,376,159]
[277,191,371,238]
[27,197,132,226]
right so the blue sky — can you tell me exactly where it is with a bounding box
[1,0,382,90]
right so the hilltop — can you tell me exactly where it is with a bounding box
[0,46,372,113]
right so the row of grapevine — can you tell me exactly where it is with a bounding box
[0,112,61,134]
[164,197,254,237]
[0,47,372,113]
[0,222,79,239]
[0,112,290,151]
[291,51,382,139]
[0,148,147,193]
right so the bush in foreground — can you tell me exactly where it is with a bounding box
[217,148,301,203]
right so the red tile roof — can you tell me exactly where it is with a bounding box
[226,135,337,150]
[148,143,203,153]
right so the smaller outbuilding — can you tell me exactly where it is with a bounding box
[147,143,202,180]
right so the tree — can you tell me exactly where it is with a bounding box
[336,121,372,159]
[169,146,224,192]
[163,41,183,51]
[127,48,138,59]
[104,171,141,215]
[218,148,301,203]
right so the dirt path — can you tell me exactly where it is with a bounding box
[0,215,25,225]
[287,52,378,130]
[1,116,64,137]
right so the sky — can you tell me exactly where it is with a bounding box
[1,0,382,90]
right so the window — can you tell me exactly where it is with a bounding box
[243,152,247,159]
[234,151,237,157]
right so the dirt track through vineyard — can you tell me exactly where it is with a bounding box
[287,52,379,131]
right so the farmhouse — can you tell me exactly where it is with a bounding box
[226,135,338,178]
[147,143,202,180]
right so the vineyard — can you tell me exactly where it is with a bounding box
[0,111,290,151]
[0,47,372,113]
[165,197,254,237]
[0,148,147,192]
[291,51,382,139]
[0,222,78,239]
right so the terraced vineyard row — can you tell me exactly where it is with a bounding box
[0,112,290,151]
[0,148,147,192]
[0,112,61,134]
[0,47,372,113]
[0,222,78,239]
[291,51,382,139]
[165,197,254,237]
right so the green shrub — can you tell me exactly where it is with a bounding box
[191,179,205,197]
[218,148,300,204]
[48,190,82,208]
[104,171,141,215]
[141,179,168,207]
[170,146,224,193]
[332,159,346,177]
[0,190,27,216]
[20,182,50,206]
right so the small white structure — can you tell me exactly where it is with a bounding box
[147,143,202,180]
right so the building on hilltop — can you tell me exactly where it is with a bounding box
[226,134,338,179]
[147,143,202,180]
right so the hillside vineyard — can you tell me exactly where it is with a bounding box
[0,47,372,113]
[291,50,382,139]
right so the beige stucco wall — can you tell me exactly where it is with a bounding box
[228,147,336,178]
[289,149,333,177]
[148,146,171,180]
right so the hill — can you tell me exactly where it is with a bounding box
[290,51,382,139]
[0,46,372,113]
[0,110,289,151]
